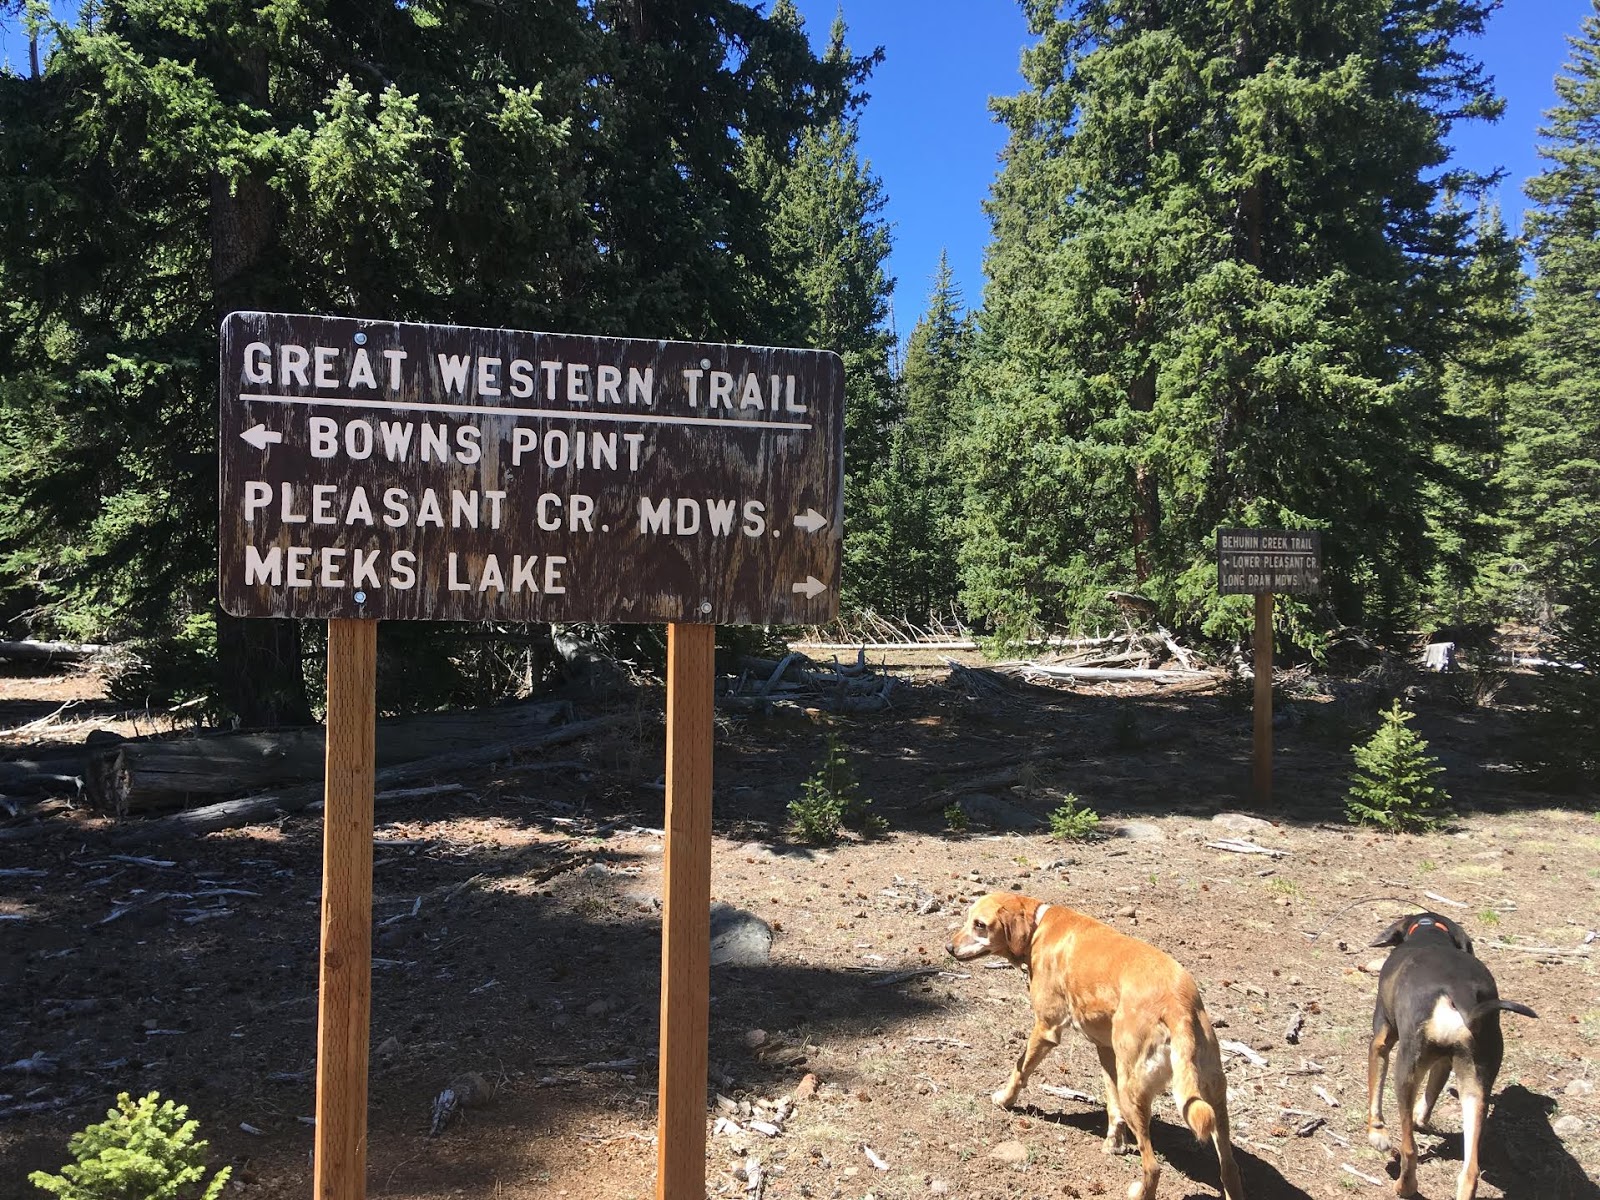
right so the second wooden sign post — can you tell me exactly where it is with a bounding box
[219,314,845,1200]
[1217,528,1324,806]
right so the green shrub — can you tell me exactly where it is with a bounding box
[1046,793,1100,841]
[29,1092,230,1200]
[1345,701,1450,833]
[943,803,969,833]
[788,733,882,844]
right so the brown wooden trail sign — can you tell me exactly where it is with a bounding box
[219,313,844,1200]
[1215,528,1324,808]
[1216,528,1323,596]
[220,312,844,624]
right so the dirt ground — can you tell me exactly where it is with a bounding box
[1,651,1597,1200]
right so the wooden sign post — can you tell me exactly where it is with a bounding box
[219,314,843,1200]
[1217,529,1323,807]
[1252,592,1273,805]
[313,618,377,1200]
[656,624,715,1199]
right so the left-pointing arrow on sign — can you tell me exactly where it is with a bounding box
[790,576,827,600]
[241,423,283,450]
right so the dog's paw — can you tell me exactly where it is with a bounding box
[991,1085,1019,1110]
[1367,1125,1391,1154]
[1395,1163,1418,1197]
[1101,1129,1135,1156]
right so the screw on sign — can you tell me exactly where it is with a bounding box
[219,313,844,1200]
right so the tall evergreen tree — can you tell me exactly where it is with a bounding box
[849,252,971,621]
[963,0,1502,641]
[756,11,894,498]
[1425,203,1529,624]
[742,7,895,614]
[1510,3,1600,618]
[0,0,864,721]
[1509,2,1600,786]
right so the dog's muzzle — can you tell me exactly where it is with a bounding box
[947,933,990,961]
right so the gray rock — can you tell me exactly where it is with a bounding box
[957,793,1043,831]
[1564,1078,1594,1097]
[710,903,773,966]
[928,1181,951,1194]
[623,888,661,911]
[1553,1115,1585,1139]
[1112,820,1165,842]
[1212,812,1274,834]
[989,1139,1028,1166]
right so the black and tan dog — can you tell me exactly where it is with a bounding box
[1366,912,1538,1199]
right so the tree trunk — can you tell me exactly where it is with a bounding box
[1128,366,1159,583]
[209,41,311,726]
[215,613,315,727]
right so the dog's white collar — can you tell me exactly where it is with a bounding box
[1034,903,1051,927]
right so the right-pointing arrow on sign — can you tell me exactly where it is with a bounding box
[791,576,827,600]
[793,508,828,533]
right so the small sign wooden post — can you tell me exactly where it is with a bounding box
[219,314,843,1199]
[1217,528,1323,806]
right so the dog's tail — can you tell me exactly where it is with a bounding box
[1466,998,1539,1023]
[1169,1002,1246,1200]
[1168,1006,1222,1142]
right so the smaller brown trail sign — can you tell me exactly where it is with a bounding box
[1216,528,1324,806]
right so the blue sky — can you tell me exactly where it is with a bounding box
[5,2,1593,334]
[794,0,1597,333]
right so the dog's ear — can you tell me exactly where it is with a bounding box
[1442,921,1474,956]
[994,901,1033,961]
[1369,917,1409,948]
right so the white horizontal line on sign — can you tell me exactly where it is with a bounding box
[239,393,813,432]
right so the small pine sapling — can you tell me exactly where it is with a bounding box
[1345,701,1450,832]
[787,732,883,844]
[29,1092,231,1200]
[1046,793,1100,841]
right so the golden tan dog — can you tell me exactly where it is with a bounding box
[948,892,1244,1200]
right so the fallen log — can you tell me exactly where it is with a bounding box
[1002,662,1211,683]
[106,714,626,844]
[85,700,570,816]
[0,640,109,664]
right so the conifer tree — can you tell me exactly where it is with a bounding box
[1426,203,1529,623]
[0,0,866,721]
[756,10,894,512]
[849,252,971,621]
[1508,2,1600,787]
[963,0,1503,640]
[1346,701,1450,833]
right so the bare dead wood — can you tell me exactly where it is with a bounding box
[860,965,961,988]
[1004,662,1210,683]
[1220,1041,1268,1066]
[1206,839,1289,858]
[104,714,625,844]
[1480,940,1590,958]
[0,640,109,663]
[84,700,570,816]
[1037,1084,1097,1104]
[911,764,1039,813]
